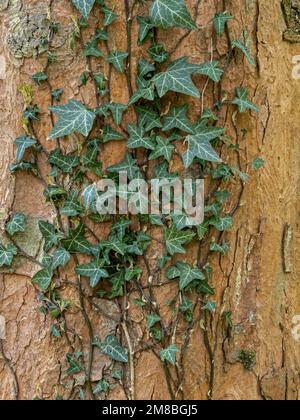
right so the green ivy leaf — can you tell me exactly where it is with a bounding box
[160,344,179,366]
[127,124,155,150]
[102,124,124,142]
[39,221,62,252]
[151,0,197,30]
[51,248,71,270]
[63,224,96,255]
[210,241,230,255]
[211,215,233,231]
[66,353,82,375]
[213,11,233,36]
[182,136,221,168]
[152,57,201,98]
[137,16,154,44]
[106,51,129,73]
[72,0,96,19]
[10,162,35,174]
[32,71,48,85]
[252,157,265,170]
[48,149,79,173]
[48,100,96,139]
[148,44,169,63]
[165,225,195,255]
[107,103,128,126]
[202,301,216,313]
[232,40,255,66]
[196,61,223,82]
[15,135,37,162]
[149,136,174,162]
[232,87,260,113]
[75,259,108,287]
[137,106,162,132]
[96,335,128,363]
[166,261,205,290]
[32,267,54,291]
[0,243,17,267]
[52,88,64,101]
[93,379,110,395]
[84,40,105,58]
[82,183,98,210]
[111,218,132,241]
[107,153,141,181]
[163,105,194,133]
[102,6,118,26]
[147,314,161,329]
[6,213,27,236]
[61,191,85,217]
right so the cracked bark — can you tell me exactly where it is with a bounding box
[0,0,300,400]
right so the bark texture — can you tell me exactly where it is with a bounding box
[0,0,300,400]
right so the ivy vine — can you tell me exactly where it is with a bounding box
[1,0,263,401]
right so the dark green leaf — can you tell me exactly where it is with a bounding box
[6,213,26,236]
[160,344,179,365]
[165,225,195,255]
[32,267,54,291]
[72,0,96,19]
[0,243,17,267]
[107,103,128,126]
[232,87,259,113]
[106,51,129,73]
[96,335,128,363]
[232,40,255,66]
[151,0,197,30]
[213,11,233,36]
[15,135,37,162]
[163,105,194,133]
[127,124,155,150]
[48,149,79,173]
[75,259,108,287]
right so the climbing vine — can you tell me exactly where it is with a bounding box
[1,0,262,401]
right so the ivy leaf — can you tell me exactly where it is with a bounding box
[84,40,105,58]
[51,248,71,270]
[72,0,96,19]
[149,136,174,162]
[102,124,124,142]
[61,191,84,217]
[39,221,62,252]
[15,135,37,162]
[232,40,255,66]
[32,267,53,291]
[213,11,233,36]
[48,100,96,139]
[48,149,79,173]
[102,6,118,26]
[152,57,200,98]
[160,344,179,366]
[96,335,128,363]
[127,124,155,150]
[6,213,27,236]
[82,183,98,210]
[66,353,82,375]
[111,218,132,241]
[107,103,128,126]
[106,51,129,73]
[107,153,141,181]
[148,44,169,63]
[166,261,205,290]
[137,16,154,44]
[147,314,161,329]
[75,259,108,287]
[210,241,230,255]
[32,71,48,85]
[0,243,17,267]
[202,301,216,313]
[196,61,223,82]
[163,105,194,133]
[151,0,197,30]
[252,157,265,170]
[232,87,260,113]
[165,225,195,255]
[63,224,96,255]
[182,136,221,168]
[93,379,110,395]
[52,88,64,101]
[211,215,233,231]
[137,106,162,132]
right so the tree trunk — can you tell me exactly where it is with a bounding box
[0,0,300,401]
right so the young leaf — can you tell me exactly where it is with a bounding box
[63,224,96,255]
[165,225,195,255]
[51,248,71,270]
[137,16,154,44]
[66,353,82,375]
[72,0,96,19]
[137,106,162,132]
[32,267,54,291]
[166,261,205,290]
[32,71,48,85]
[48,100,96,139]
[15,135,37,162]
[232,40,255,66]
[151,0,197,30]
[148,44,169,63]
[160,344,179,366]
[106,103,128,126]
[210,241,230,255]
[211,215,233,231]
[96,335,128,363]
[152,57,201,98]
[93,379,110,395]
[127,124,155,150]
[106,51,129,73]
[102,6,118,26]
[196,61,223,82]
[102,124,124,142]
[147,314,161,329]
[6,213,27,236]
[39,221,61,252]
[213,11,233,36]
[232,87,260,113]
[252,157,265,170]
[75,259,108,287]
[0,243,17,268]
[163,105,194,133]
[48,149,79,173]
[149,136,174,162]
[107,153,141,181]
[182,136,221,168]
[202,301,216,313]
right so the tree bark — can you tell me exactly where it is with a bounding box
[0,0,300,400]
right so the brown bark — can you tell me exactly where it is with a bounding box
[0,0,300,400]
